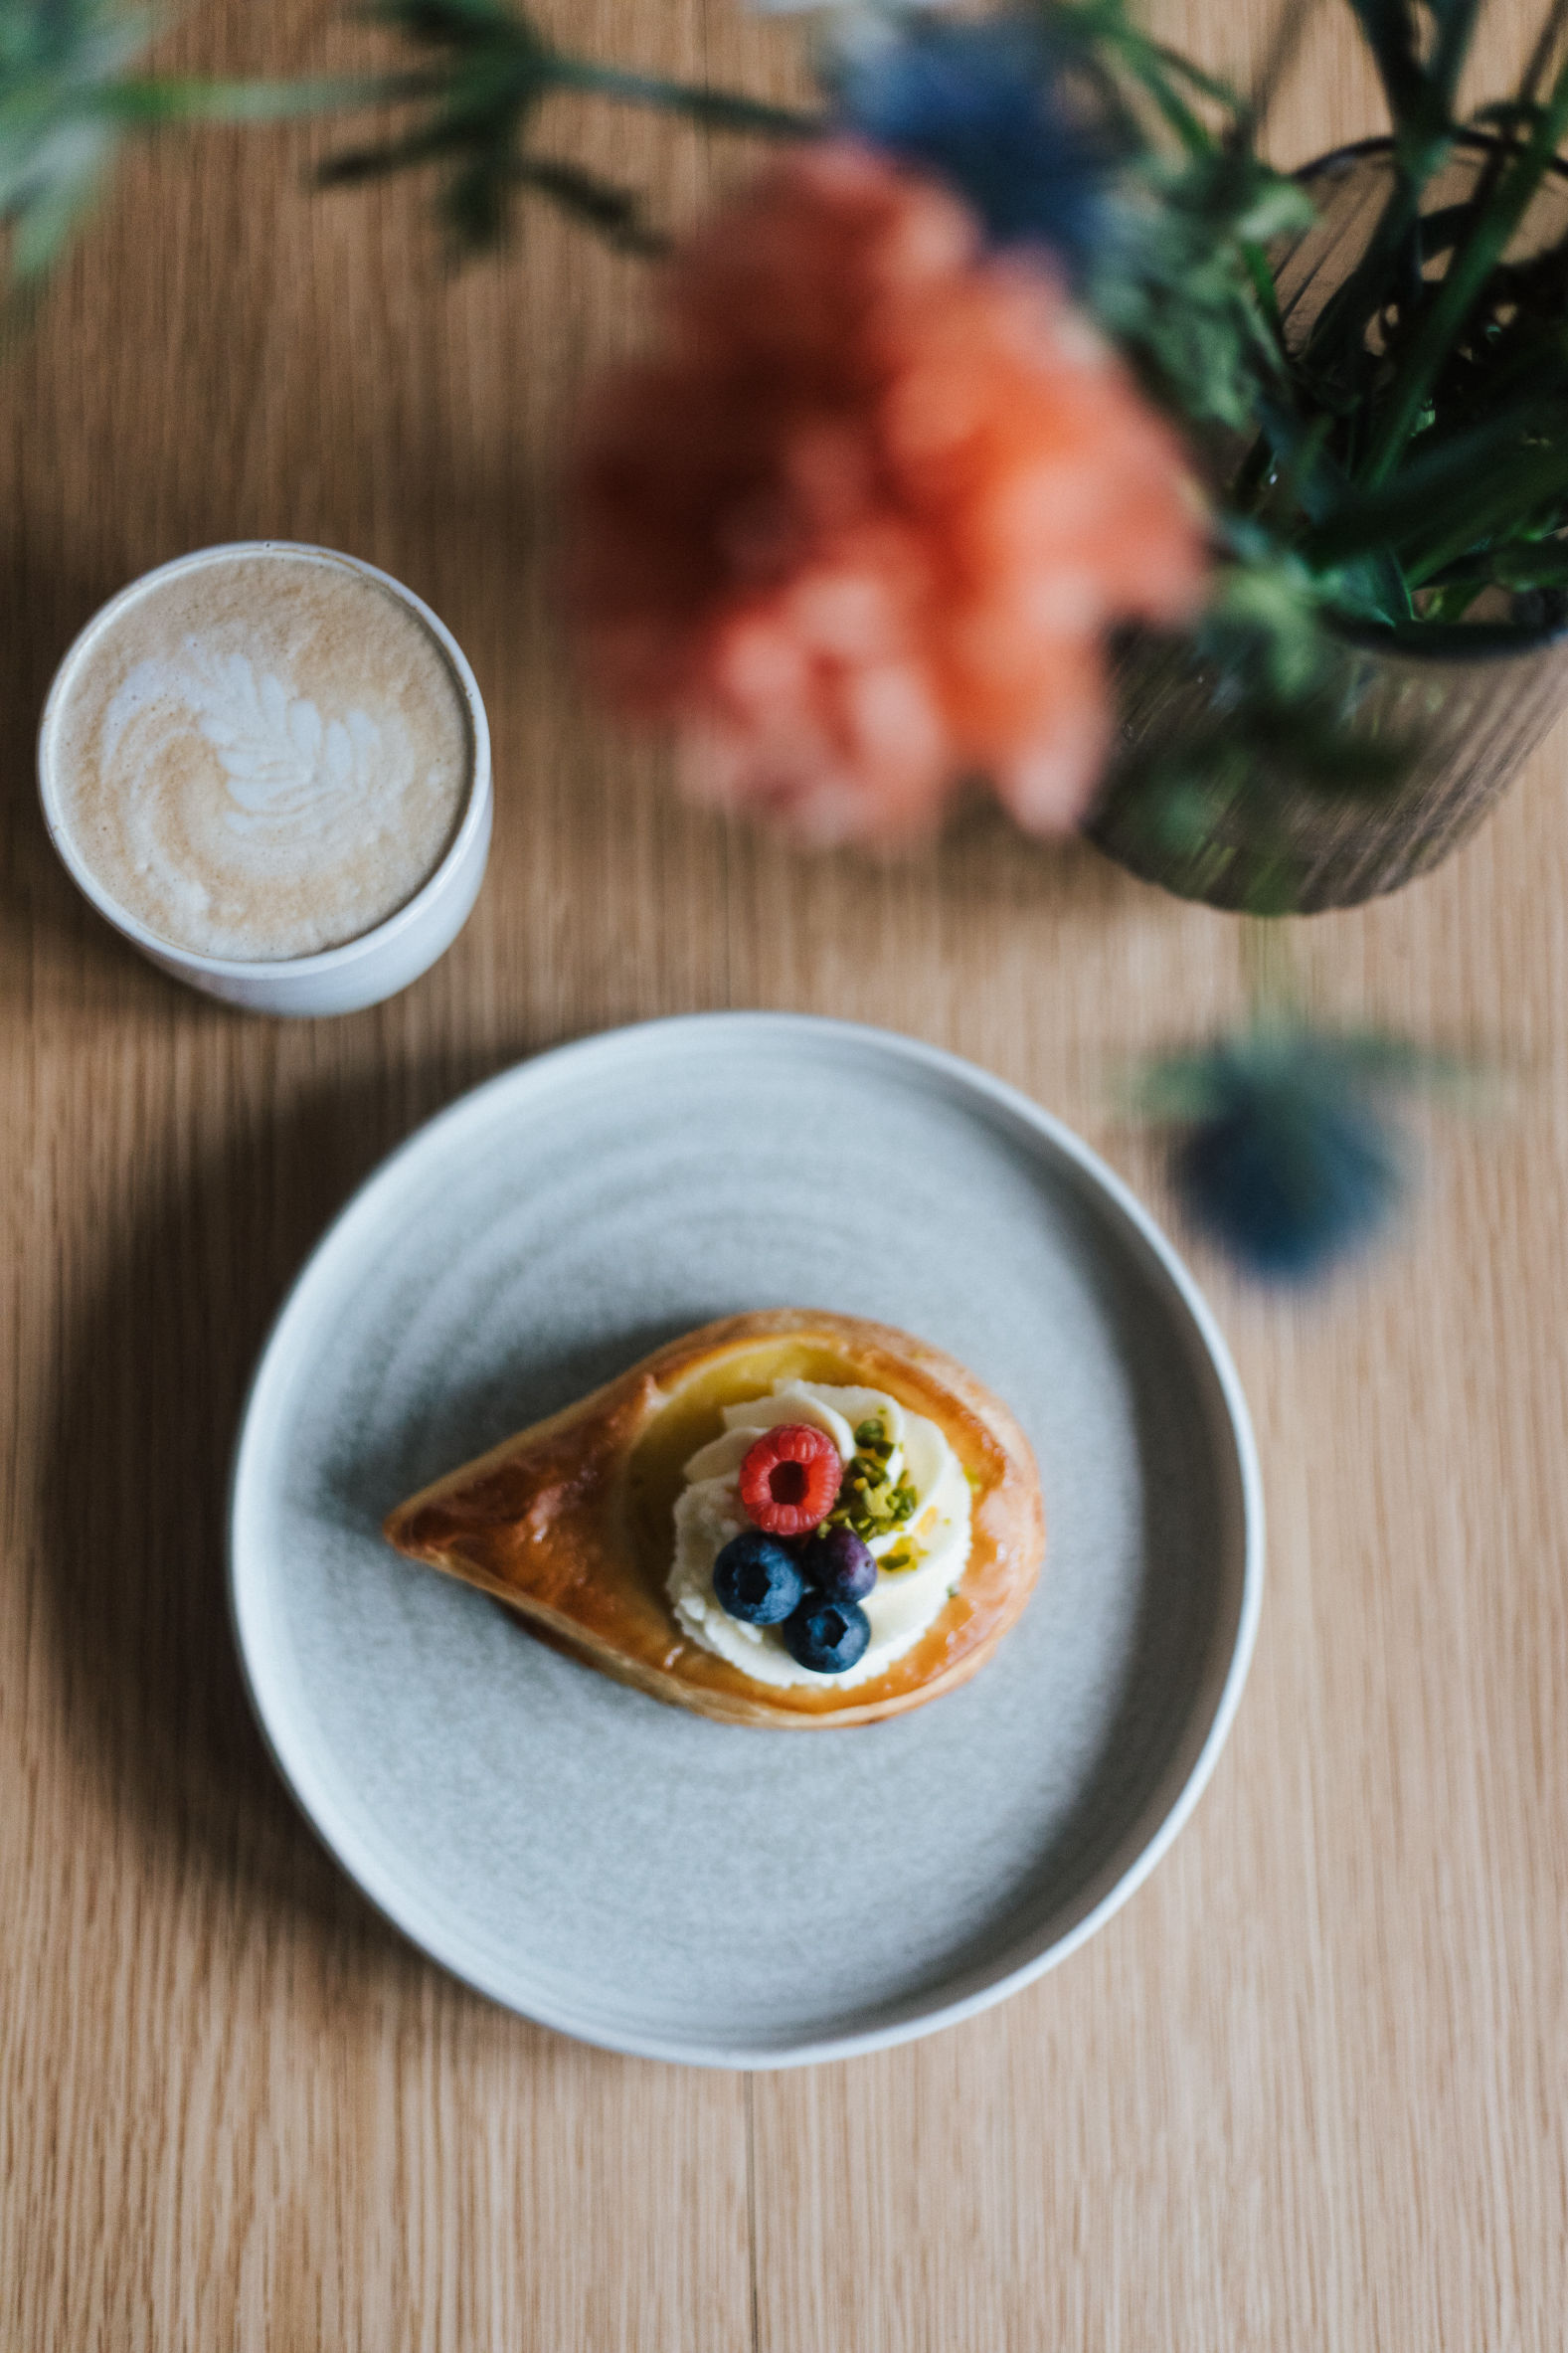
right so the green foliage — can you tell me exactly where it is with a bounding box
[0,0,366,297]
[1088,146,1313,430]
[1238,3,1568,599]
[317,0,816,258]
[1037,0,1314,429]
[1091,0,1568,899]
[0,0,181,284]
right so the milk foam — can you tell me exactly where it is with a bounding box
[50,552,473,960]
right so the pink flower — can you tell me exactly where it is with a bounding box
[568,142,1209,843]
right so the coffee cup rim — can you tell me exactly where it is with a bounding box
[37,539,492,984]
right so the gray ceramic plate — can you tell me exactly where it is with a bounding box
[230,1014,1262,2067]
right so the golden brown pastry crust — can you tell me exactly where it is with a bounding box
[383,1310,1046,1726]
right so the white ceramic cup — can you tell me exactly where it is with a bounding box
[37,541,492,1016]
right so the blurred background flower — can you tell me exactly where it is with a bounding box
[1149,1029,1403,1280]
[831,14,1113,282]
[1136,1013,1477,1282]
[568,141,1207,844]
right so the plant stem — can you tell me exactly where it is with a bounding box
[1242,912,1299,1019]
[545,57,818,139]
[94,74,397,122]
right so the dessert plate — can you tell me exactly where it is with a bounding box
[230,1013,1262,2067]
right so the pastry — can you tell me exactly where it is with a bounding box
[383,1309,1045,1726]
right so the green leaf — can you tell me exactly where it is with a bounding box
[1363,44,1568,479]
[1303,406,1568,569]
[360,0,542,49]
[7,114,111,277]
[1341,0,1427,124]
[1425,540,1568,592]
[510,153,665,256]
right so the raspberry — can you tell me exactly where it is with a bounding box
[738,1423,842,1537]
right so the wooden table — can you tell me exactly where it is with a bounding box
[3,2,1564,2344]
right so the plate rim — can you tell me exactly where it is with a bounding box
[228,1010,1265,2069]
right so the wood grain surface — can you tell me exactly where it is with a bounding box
[2,2,1565,2345]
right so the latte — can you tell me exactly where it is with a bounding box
[46,547,475,962]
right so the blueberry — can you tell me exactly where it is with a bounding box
[713,1531,806,1626]
[795,1526,877,1603]
[781,1594,872,1676]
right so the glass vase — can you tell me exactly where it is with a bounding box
[1088,139,1568,913]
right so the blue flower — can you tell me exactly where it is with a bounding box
[835,19,1110,283]
[1145,1028,1414,1282]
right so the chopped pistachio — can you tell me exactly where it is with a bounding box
[826,1431,922,1541]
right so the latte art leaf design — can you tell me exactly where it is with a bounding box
[190,651,383,834]
[100,642,388,842]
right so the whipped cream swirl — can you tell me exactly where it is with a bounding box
[667,1379,971,1689]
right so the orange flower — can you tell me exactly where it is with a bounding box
[568,143,1208,843]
